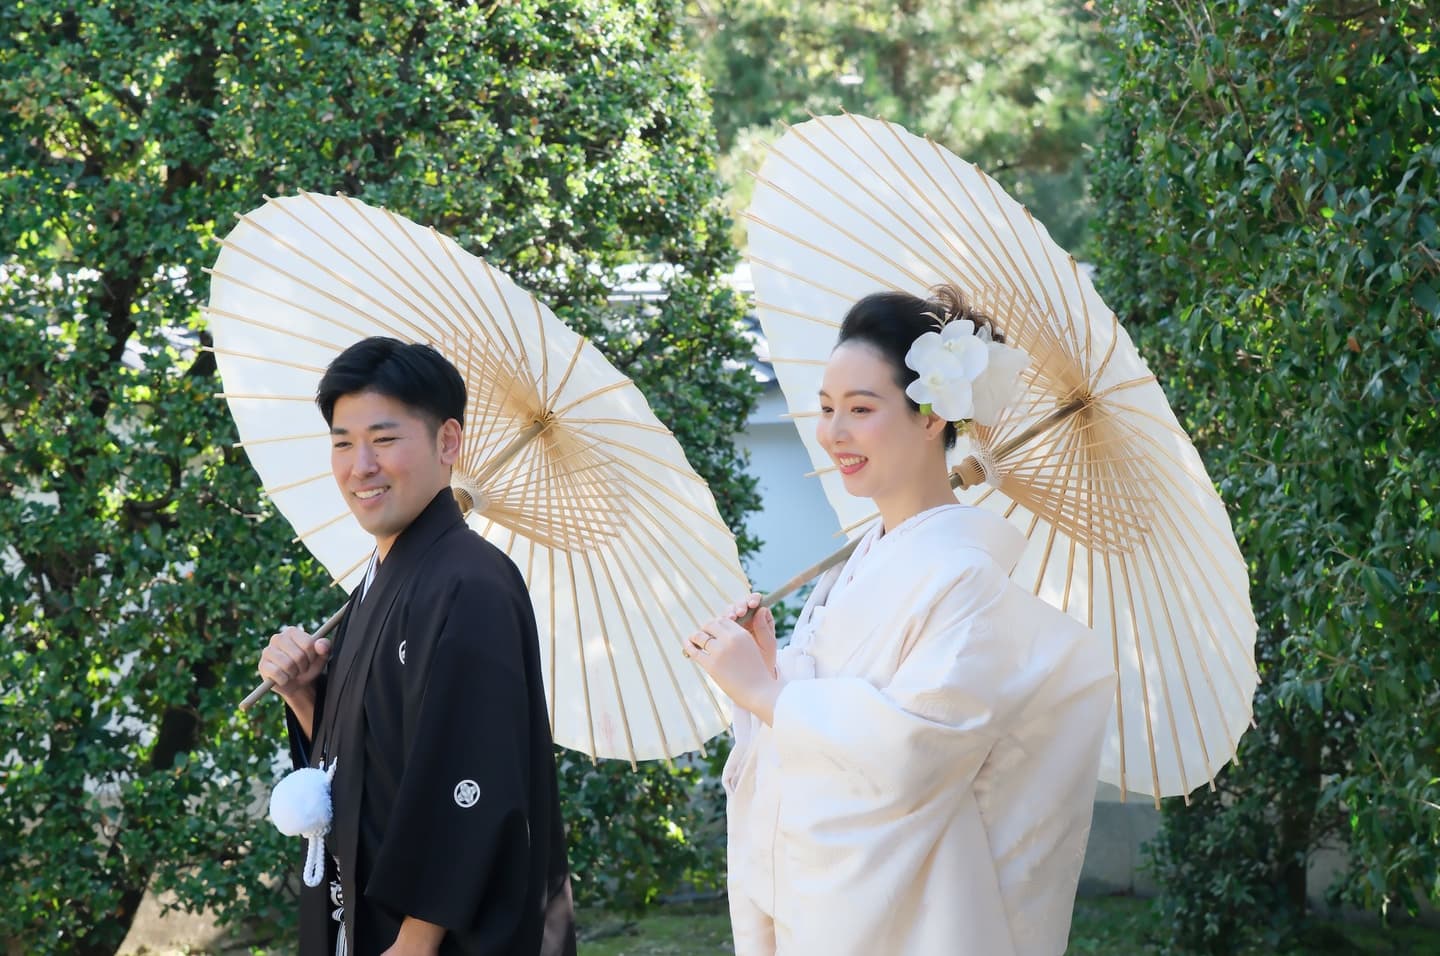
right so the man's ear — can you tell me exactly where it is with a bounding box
[438,419,463,465]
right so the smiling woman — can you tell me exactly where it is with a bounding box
[681,286,1116,956]
[814,288,1012,531]
[815,332,957,531]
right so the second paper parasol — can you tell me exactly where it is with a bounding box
[745,113,1258,802]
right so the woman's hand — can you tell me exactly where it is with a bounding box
[685,595,783,725]
[727,592,777,677]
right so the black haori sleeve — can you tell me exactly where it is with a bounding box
[363,559,564,953]
[284,672,327,770]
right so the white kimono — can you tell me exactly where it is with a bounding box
[723,505,1115,956]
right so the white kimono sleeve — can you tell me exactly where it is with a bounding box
[765,561,1048,954]
[770,561,1035,802]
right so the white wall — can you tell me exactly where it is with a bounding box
[734,383,842,601]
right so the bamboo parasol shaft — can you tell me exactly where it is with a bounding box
[750,398,1087,615]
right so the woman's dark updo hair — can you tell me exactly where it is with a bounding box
[834,284,1003,450]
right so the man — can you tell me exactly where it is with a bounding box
[259,337,575,956]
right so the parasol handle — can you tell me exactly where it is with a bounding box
[990,397,1090,461]
[239,605,348,711]
[738,399,1090,619]
[749,536,864,616]
[741,467,989,620]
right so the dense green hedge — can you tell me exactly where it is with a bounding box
[1091,2,1438,951]
[0,2,755,952]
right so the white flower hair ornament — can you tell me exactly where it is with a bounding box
[904,319,1030,428]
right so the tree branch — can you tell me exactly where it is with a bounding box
[119,457,183,531]
[185,328,217,379]
[1330,4,1389,24]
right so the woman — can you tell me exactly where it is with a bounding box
[685,287,1116,956]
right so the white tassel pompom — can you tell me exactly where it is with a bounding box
[269,766,333,837]
[270,762,337,887]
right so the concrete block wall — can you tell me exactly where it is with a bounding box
[1078,782,1161,897]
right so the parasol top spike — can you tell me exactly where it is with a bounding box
[451,484,489,517]
[951,456,988,489]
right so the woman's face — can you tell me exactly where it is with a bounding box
[816,341,946,504]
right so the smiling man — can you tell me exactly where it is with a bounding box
[258,337,575,956]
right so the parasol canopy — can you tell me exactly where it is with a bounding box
[745,114,1257,801]
[208,193,748,763]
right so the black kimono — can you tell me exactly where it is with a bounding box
[287,490,575,956]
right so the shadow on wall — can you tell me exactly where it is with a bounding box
[1079,782,1162,898]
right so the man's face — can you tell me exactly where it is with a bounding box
[329,390,460,558]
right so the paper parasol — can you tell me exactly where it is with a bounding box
[208,193,748,762]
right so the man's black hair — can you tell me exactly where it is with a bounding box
[316,336,466,431]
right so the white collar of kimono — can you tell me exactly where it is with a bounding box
[877,504,1027,575]
[775,505,1027,683]
[360,550,379,600]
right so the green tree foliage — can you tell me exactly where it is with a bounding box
[688,0,1101,250]
[1090,2,1439,950]
[559,745,729,912]
[0,1,756,951]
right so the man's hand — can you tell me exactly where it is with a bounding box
[258,625,332,736]
[381,916,445,956]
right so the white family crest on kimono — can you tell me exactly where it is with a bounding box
[723,505,1115,956]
